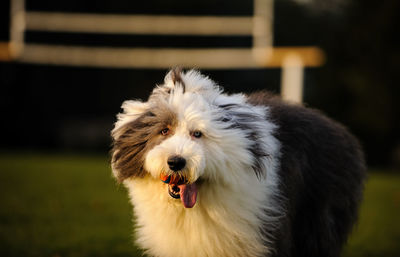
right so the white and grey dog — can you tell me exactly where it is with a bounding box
[111,69,365,257]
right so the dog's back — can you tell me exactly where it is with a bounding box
[248,91,366,257]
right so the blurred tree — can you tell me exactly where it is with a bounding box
[310,0,400,167]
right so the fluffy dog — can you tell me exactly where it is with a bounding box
[111,69,365,257]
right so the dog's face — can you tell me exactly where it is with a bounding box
[111,69,271,208]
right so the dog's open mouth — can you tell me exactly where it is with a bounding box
[161,174,198,208]
[168,184,181,199]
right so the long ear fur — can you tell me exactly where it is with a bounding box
[111,100,149,181]
[112,100,149,140]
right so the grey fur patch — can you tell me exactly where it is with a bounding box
[217,103,270,178]
[247,91,366,257]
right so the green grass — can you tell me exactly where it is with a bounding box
[0,153,399,257]
[0,153,143,257]
[343,171,400,257]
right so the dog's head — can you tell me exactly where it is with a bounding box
[111,69,274,208]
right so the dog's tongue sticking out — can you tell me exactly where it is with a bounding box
[160,174,198,208]
[178,183,198,208]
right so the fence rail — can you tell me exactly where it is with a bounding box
[25,12,254,36]
[1,0,324,103]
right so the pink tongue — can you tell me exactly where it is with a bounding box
[178,183,198,208]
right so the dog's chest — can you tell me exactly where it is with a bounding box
[126,178,269,257]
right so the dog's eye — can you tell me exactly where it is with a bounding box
[161,128,170,136]
[191,131,202,138]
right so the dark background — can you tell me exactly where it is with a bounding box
[0,0,399,168]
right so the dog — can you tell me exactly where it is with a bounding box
[111,68,366,257]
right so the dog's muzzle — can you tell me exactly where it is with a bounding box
[160,155,198,208]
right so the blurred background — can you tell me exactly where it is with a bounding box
[0,0,399,256]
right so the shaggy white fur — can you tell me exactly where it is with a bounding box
[112,70,282,257]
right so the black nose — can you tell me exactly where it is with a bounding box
[167,156,186,171]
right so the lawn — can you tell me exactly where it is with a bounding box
[0,153,399,257]
[0,153,141,257]
[342,171,400,257]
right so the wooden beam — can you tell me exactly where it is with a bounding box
[0,42,12,61]
[281,54,304,103]
[25,12,253,36]
[18,44,324,69]
[255,46,325,67]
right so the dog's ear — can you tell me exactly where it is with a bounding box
[121,100,149,117]
[111,100,149,182]
[112,100,149,140]
[164,67,185,93]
